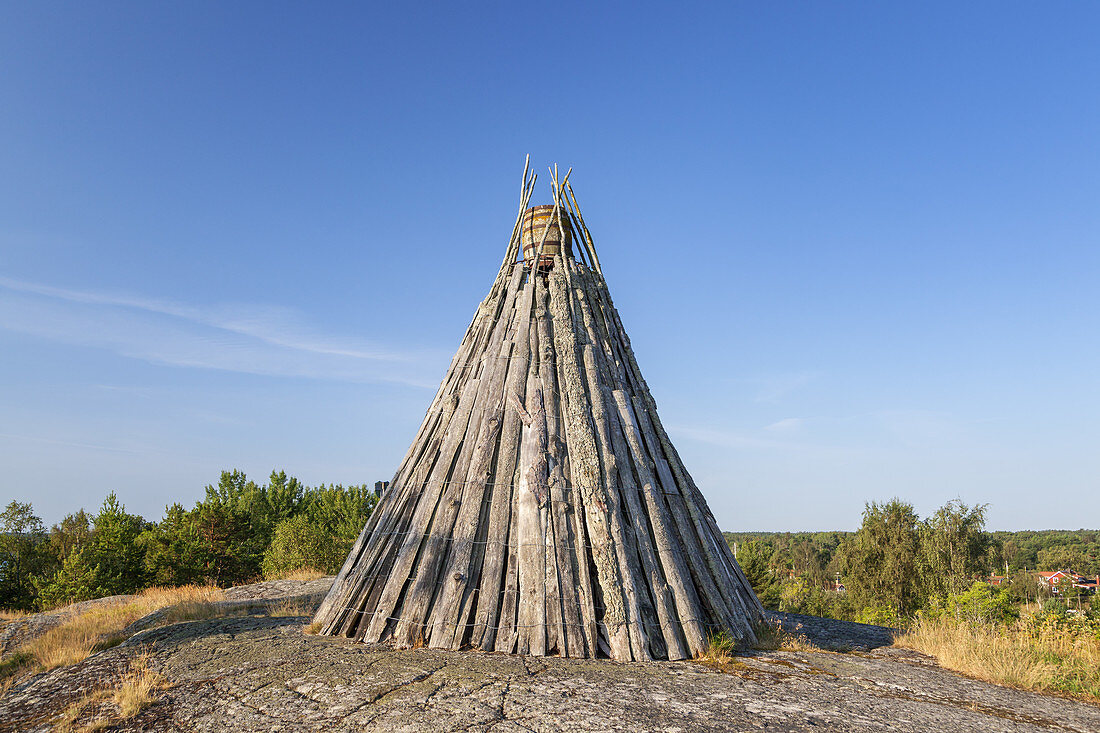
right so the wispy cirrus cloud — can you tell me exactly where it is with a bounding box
[751,371,819,403]
[0,275,444,387]
[764,417,804,432]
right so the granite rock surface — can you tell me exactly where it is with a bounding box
[2,578,1098,732]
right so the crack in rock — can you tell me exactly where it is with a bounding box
[369,664,447,706]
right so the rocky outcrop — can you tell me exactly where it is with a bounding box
[0,594,133,660]
[2,578,1098,732]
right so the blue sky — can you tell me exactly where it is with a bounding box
[1,2,1097,531]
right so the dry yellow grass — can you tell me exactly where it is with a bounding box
[164,599,222,623]
[55,689,111,733]
[112,653,169,717]
[271,596,316,617]
[2,585,223,685]
[696,631,738,670]
[0,664,23,696]
[0,608,31,622]
[304,620,322,635]
[268,568,327,581]
[697,622,825,674]
[3,583,327,702]
[52,653,169,731]
[896,617,1100,703]
[752,620,823,653]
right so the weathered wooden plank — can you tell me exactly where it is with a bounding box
[425,404,504,647]
[545,263,595,656]
[640,404,747,637]
[476,276,535,649]
[331,289,500,642]
[549,263,633,660]
[515,376,548,656]
[602,390,677,659]
[572,266,682,657]
[567,261,660,660]
[420,270,528,647]
[394,275,527,647]
[535,271,580,656]
[321,379,466,638]
[494,455,522,653]
[611,389,707,657]
[430,282,528,647]
[577,272,739,647]
[364,374,482,643]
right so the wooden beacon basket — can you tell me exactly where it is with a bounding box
[521,204,573,270]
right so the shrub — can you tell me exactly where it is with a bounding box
[1021,601,1100,640]
[925,581,1019,627]
[696,630,738,670]
[261,484,376,579]
[856,605,901,628]
[262,514,344,578]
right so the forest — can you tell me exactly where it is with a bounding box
[0,470,376,612]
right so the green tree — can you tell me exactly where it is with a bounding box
[1037,545,1090,574]
[920,500,994,599]
[138,504,206,586]
[204,469,303,551]
[301,484,377,543]
[35,493,149,608]
[993,529,1100,577]
[0,501,50,610]
[789,538,831,589]
[187,501,261,585]
[840,498,923,618]
[736,540,779,608]
[140,499,261,587]
[48,510,92,564]
[265,470,305,529]
[1001,569,1042,606]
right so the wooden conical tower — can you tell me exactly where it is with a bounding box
[314,162,764,660]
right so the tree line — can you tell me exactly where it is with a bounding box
[0,470,377,611]
[727,499,1098,625]
[4,483,1096,623]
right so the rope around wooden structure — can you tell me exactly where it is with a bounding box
[313,159,764,661]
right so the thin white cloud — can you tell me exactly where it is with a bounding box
[720,371,820,403]
[764,417,804,432]
[93,384,156,396]
[0,275,443,388]
[752,372,818,403]
[0,275,411,362]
